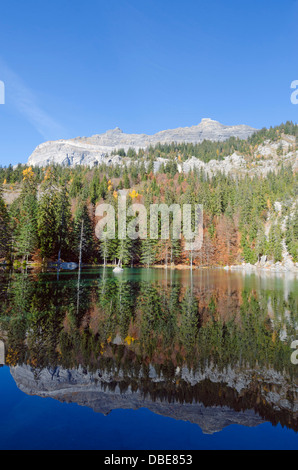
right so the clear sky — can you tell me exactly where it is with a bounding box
[0,0,298,166]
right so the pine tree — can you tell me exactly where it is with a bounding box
[73,202,94,263]
[37,169,72,261]
[37,189,59,259]
[240,230,257,264]
[140,238,156,267]
[286,209,298,262]
[98,192,117,265]
[116,280,134,338]
[0,185,10,259]
[180,289,199,350]
[90,171,101,206]
[56,182,72,260]
[123,172,130,189]
[100,236,111,266]
[15,167,38,262]
[116,237,133,267]
[255,224,268,261]
[268,223,282,262]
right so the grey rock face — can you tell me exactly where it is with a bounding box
[10,364,264,434]
[10,362,298,434]
[27,118,257,168]
[181,152,247,175]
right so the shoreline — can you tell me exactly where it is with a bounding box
[223,262,298,275]
[1,261,298,276]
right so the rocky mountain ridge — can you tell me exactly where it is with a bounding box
[10,362,298,435]
[25,120,298,181]
[27,118,257,168]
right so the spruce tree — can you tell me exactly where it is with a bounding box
[116,237,133,267]
[255,224,268,261]
[268,223,283,262]
[180,289,199,351]
[15,167,38,262]
[37,169,72,261]
[286,209,298,262]
[0,185,10,259]
[140,238,156,267]
[73,202,94,263]
[37,188,59,260]
[56,182,72,260]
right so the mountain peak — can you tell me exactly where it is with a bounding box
[200,118,218,123]
[106,127,123,134]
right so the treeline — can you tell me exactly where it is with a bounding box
[248,121,298,146]
[144,137,253,162]
[105,138,250,163]
[108,121,298,162]
[0,156,297,266]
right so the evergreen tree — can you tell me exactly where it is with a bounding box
[37,187,59,259]
[240,230,257,264]
[180,289,199,351]
[15,167,38,262]
[255,224,268,261]
[123,171,130,189]
[140,238,156,267]
[268,223,283,262]
[56,182,72,260]
[116,237,133,267]
[90,171,101,206]
[100,236,111,266]
[0,184,10,259]
[37,169,72,260]
[286,209,298,262]
[73,202,94,263]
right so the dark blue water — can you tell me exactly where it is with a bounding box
[0,366,297,450]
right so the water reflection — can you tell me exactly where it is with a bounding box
[0,267,297,434]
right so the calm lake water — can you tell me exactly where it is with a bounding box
[0,267,297,450]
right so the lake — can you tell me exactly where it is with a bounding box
[0,267,297,450]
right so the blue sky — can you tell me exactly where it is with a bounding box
[0,0,298,166]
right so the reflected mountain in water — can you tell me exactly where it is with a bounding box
[1,268,298,434]
[11,364,267,435]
